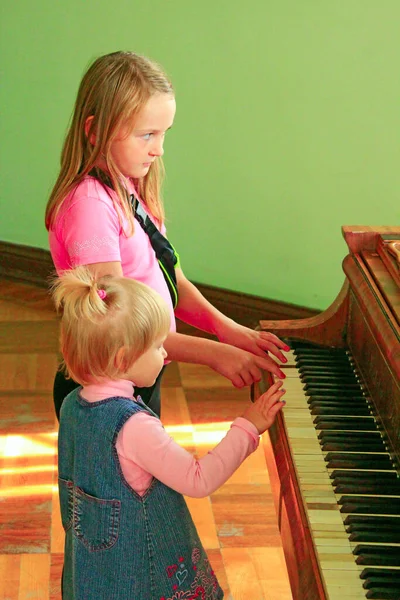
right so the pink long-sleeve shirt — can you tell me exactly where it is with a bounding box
[80,380,260,498]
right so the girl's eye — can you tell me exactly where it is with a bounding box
[142,133,153,140]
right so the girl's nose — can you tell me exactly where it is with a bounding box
[150,137,164,157]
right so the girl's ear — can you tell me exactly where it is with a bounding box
[115,347,126,372]
[84,116,96,145]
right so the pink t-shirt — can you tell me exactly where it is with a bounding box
[81,380,260,498]
[49,176,176,331]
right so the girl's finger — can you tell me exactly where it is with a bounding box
[239,369,255,387]
[265,380,284,395]
[256,339,288,363]
[255,382,281,405]
[260,332,290,351]
[254,355,286,379]
[231,374,245,389]
[248,366,262,384]
[268,398,286,416]
[263,389,286,410]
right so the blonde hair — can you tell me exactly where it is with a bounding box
[51,266,170,386]
[45,51,173,232]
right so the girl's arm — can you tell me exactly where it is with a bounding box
[174,267,290,359]
[163,331,286,385]
[117,382,285,498]
[84,262,287,383]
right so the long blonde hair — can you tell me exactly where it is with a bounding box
[45,51,173,232]
[51,266,170,386]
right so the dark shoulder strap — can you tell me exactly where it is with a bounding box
[88,169,179,307]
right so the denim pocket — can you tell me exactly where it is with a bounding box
[73,486,120,552]
[58,478,73,532]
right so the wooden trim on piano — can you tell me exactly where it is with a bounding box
[342,225,400,254]
[343,253,400,460]
[259,280,350,348]
[0,240,319,330]
[256,374,328,600]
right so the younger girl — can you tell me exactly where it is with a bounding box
[45,50,289,419]
[53,267,286,600]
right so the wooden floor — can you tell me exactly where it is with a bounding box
[0,279,292,600]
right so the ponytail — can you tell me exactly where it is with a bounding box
[51,266,170,385]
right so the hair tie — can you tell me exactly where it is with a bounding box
[97,289,107,300]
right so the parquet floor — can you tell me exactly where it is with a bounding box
[0,279,292,600]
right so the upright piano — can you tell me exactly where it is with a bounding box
[253,226,400,600]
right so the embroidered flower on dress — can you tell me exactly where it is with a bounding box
[165,587,206,600]
[191,548,201,564]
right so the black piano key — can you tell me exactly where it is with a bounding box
[308,391,368,400]
[347,522,400,534]
[298,366,356,375]
[364,577,400,588]
[353,544,400,567]
[335,482,400,495]
[335,480,399,492]
[309,398,368,406]
[296,358,352,367]
[349,530,400,542]
[293,344,347,353]
[301,375,359,385]
[320,431,383,441]
[324,452,393,470]
[298,353,350,359]
[326,458,393,470]
[325,449,392,460]
[315,417,378,431]
[334,475,399,487]
[339,495,400,507]
[294,353,350,362]
[305,383,363,393]
[345,515,400,527]
[309,397,368,405]
[323,440,385,452]
[366,588,400,599]
[340,497,400,515]
[291,344,348,354]
[332,470,398,481]
[311,405,371,416]
[308,395,366,404]
[361,568,400,582]
[314,416,375,425]
[310,394,368,403]
[297,355,354,364]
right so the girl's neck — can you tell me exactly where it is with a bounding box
[81,379,135,402]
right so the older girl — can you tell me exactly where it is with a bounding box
[45,51,289,418]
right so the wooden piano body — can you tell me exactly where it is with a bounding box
[253,226,400,600]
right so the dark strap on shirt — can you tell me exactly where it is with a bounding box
[130,194,179,308]
[87,169,179,308]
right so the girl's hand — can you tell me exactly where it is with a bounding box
[208,343,286,387]
[216,320,290,364]
[241,380,286,434]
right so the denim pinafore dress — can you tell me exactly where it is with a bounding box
[58,390,224,600]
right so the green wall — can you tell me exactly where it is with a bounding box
[1,1,399,310]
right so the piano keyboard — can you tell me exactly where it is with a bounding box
[278,340,400,600]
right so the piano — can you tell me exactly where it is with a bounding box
[253,226,400,600]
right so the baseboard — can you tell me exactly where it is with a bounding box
[0,240,319,329]
[0,241,55,288]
